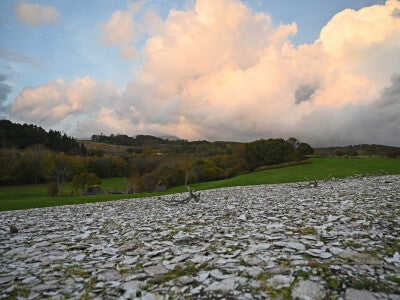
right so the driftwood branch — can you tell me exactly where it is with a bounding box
[160,172,201,205]
[164,189,201,205]
[168,184,201,204]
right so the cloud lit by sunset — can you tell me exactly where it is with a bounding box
[1,0,399,146]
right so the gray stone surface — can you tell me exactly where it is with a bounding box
[345,288,377,300]
[292,280,325,300]
[1,175,399,299]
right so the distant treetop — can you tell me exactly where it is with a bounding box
[0,119,81,153]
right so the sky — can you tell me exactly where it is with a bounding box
[1,0,400,146]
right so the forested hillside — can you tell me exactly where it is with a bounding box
[315,144,400,158]
[0,120,313,191]
[0,119,83,153]
[2,119,399,194]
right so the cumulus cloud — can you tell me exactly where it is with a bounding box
[15,1,59,26]
[119,0,399,144]
[100,1,146,59]
[10,0,400,145]
[10,77,118,127]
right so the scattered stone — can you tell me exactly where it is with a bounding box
[292,280,326,300]
[305,249,332,259]
[144,264,168,276]
[197,271,210,282]
[97,270,121,281]
[385,252,400,264]
[119,240,138,252]
[0,276,14,285]
[0,175,399,299]
[238,214,247,221]
[339,251,380,265]
[267,275,294,289]
[345,288,377,300]
[246,266,263,278]
[287,241,306,251]
[206,277,236,292]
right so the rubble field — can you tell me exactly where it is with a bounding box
[1,175,399,299]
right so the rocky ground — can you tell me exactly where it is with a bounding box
[1,175,400,299]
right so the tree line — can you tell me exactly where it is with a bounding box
[91,133,241,156]
[1,120,315,193]
[0,125,313,195]
[3,120,398,194]
[314,144,400,158]
[0,119,85,154]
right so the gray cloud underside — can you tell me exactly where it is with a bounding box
[0,74,12,106]
[299,74,400,146]
[295,84,319,104]
[0,44,40,67]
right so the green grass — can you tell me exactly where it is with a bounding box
[1,157,399,211]
[189,157,400,190]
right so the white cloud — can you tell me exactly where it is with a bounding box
[10,0,400,145]
[10,77,118,127]
[15,1,59,26]
[100,10,137,59]
[123,0,399,145]
[100,1,146,59]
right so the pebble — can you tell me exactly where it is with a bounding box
[0,175,399,299]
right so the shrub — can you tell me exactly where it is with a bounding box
[47,182,59,197]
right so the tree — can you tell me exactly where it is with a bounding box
[157,165,185,187]
[141,173,157,192]
[125,171,143,193]
[0,120,79,152]
[243,139,295,170]
[72,173,87,193]
[298,142,314,158]
[87,173,101,186]
[52,166,71,194]
[71,172,101,193]
[345,148,358,158]
[69,155,86,175]
[286,137,300,147]
[47,182,59,197]
[0,149,20,184]
[334,149,345,157]
[16,146,55,184]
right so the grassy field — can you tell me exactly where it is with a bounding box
[1,157,399,211]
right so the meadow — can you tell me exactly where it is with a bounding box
[1,157,399,211]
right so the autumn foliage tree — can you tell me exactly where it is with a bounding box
[71,173,101,193]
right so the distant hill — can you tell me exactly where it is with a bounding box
[315,144,400,158]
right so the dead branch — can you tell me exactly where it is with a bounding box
[162,184,201,205]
